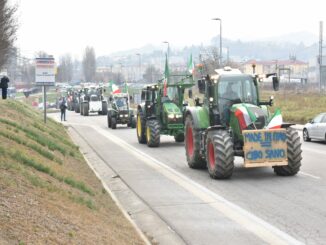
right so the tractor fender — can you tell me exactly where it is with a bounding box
[184,107,210,130]
[281,123,295,129]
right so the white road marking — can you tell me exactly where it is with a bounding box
[90,125,303,245]
[299,171,321,180]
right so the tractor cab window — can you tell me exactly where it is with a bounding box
[115,97,128,110]
[90,94,99,101]
[218,75,257,125]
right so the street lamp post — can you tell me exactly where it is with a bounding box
[163,41,170,59]
[136,53,141,81]
[212,18,222,67]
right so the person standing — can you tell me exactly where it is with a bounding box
[60,97,67,121]
[0,76,10,99]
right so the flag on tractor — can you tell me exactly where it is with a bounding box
[234,104,257,130]
[266,108,283,129]
[109,81,121,94]
[163,54,169,96]
[122,81,128,93]
[188,53,194,75]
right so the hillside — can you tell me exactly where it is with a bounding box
[0,100,144,245]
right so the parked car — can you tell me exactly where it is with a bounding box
[303,113,326,142]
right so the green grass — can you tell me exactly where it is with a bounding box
[0,130,63,164]
[261,91,326,124]
[9,150,94,196]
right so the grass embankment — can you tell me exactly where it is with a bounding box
[260,91,326,124]
[0,100,144,245]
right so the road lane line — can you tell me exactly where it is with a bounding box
[302,146,326,156]
[92,125,303,245]
[299,171,321,179]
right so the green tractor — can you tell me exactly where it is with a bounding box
[184,67,302,179]
[107,93,136,129]
[136,75,195,147]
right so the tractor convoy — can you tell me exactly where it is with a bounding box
[63,64,302,180]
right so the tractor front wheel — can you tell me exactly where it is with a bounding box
[107,114,111,128]
[174,133,184,142]
[185,115,206,169]
[131,117,136,128]
[136,112,146,144]
[206,130,234,179]
[273,128,302,176]
[146,120,160,147]
[111,117,117,129]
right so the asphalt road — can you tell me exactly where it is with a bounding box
[51,111,326,245]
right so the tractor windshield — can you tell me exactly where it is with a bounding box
[115,97,128,110]
[218,75,257,124]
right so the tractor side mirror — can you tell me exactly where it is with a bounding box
[188,89,193,99]
[273,77,280,91]
[109,96,112,102]
[197,79,205,94]
[269,95,274,106]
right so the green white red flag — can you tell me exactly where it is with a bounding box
[234,104,257,130]
[188,54,194,74]
[109,81,121,94]
[163,54,169,96]
[266,109,283,129]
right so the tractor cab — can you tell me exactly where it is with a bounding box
[141,84,159,117]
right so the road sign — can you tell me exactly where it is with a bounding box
[35,57,56,86]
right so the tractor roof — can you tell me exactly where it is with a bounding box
[210,66,243,80]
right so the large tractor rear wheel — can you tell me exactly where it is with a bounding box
[273,127,302,176]
[146,120,160,147]
[137,112,146,144]
[185,115,206,169]
[206,130,234,179]
[174,133,185,142]
[111,117,117,129]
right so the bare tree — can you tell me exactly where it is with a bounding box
[56,54,73,83]
[199,46,221,75]
[82,46,96,82]
[0,0,18,69]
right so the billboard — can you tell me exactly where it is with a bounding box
[35,57,56,86]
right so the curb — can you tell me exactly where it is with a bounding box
[68,127,152,245]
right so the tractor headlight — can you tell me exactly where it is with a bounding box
[175,114,182,119]
[124,114,128,117]
[168,114,174,119]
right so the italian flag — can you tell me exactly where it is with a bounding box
[163,54,169,96]
[188,54,194,74]
[234,104,257,130]
[266,109,283,129]
[109,81,121,94]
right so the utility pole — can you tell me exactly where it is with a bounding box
[319,21,323,92]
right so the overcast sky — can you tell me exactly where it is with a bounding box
[15,0,325,59]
